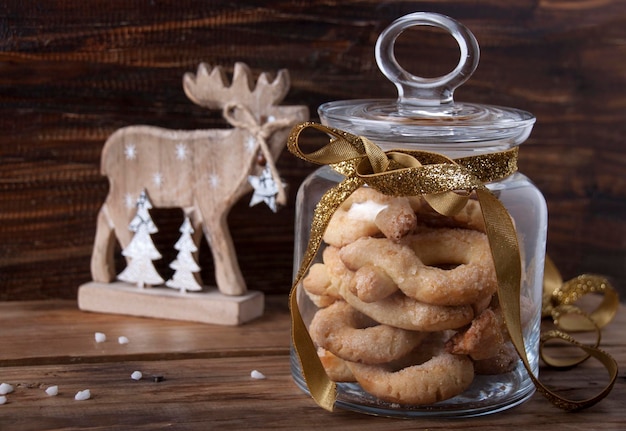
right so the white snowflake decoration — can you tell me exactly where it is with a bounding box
[124,143,137,160]
[245,135,256,153]
[209,174,220,188]
[152,172,163,187]
[175,143,189,160]
[124,193,135,209]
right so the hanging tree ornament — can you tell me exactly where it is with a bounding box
[224,103,291,213]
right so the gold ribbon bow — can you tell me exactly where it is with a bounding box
[287,122,618,412]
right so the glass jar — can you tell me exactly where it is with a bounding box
[291,12,547,417]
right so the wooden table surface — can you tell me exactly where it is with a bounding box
[0,296,624,430]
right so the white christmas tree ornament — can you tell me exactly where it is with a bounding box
[117,190,165,288]
[166,216,203,293]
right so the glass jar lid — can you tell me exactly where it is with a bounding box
[319,12,535,151]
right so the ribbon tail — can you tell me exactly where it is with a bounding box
[289,176,365,412]
[477,187,618,411]
[289,287,336,411]
[477,187,559,405]
[540,329,618,411]
[476,187,527,364]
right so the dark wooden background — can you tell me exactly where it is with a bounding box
[1,1,624,301]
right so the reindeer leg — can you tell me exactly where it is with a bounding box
[90,204,117,282]
[91,195,136,282]
[203,210,247,296]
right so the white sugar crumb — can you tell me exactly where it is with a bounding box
[74,389,91,401]
[347,200,387,221]
[250,370,266,380]
[0,396,6,405]
[94,332,107,343]
[0,383,14,395]
[118,336,130,344]
[131,371,143,381]
[45,386,59,396]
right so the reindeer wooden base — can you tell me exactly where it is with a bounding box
[78,282,264,325]
[78,62,308,325]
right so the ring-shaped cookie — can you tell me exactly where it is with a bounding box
[323,187,416,247]
[472,342,518,375]
[445,308,505,360]
[339,284,475,332]
[309,301,427,364]
[347,335,474,405]
[447,296,535,359]
[340,228,497,306]
[412,196,486,232]
[317,347,356,382]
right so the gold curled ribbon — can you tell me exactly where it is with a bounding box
[540,256,620,372]
[287,121,618,413]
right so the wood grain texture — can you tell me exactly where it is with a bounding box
[0,297,623,430]
[0,1,624,300]
[0,296,291,366]
[77,282,266,325]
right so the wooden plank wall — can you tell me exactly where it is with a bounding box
[0,1,624,300]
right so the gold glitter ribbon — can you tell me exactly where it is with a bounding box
[287,122,618,412]
[540,256,619,370]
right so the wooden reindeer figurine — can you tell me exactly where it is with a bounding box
[79,62,308,325]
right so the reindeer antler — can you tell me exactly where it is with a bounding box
[183,62,290,110]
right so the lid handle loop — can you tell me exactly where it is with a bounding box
[375,12,480,108]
